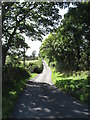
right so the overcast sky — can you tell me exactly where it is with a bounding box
[24,5,70,56]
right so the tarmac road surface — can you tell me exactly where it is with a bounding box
[11,60,90,118]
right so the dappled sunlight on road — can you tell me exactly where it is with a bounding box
[11,81,90,118]
[11,61,90,118]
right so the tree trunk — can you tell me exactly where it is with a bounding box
[2,46,8,66]
[23,48,25,67]
[86,42,90,70]
[76,46,80,71]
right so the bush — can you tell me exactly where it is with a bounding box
[2,64,31,118]
[33,64,43,73]
[2,64,30,86]
[28,59,43,73]
[55,73,90,105]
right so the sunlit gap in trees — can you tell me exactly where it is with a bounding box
[23,5,70,57]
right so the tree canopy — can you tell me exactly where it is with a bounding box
[40,2,90,71]
[2,2,68,66]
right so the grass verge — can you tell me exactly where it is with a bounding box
[51,67,90,105]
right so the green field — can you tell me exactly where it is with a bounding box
[20,59,42,66]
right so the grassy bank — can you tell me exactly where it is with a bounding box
[51,67,90,105]
[45,58,90,105]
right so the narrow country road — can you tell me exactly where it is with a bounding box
[11,60,90,118]
[31,60,53,85]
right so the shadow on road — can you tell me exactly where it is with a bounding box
[11,81,90,119]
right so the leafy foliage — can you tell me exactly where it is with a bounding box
[2,64,31,118]
[28,59,43,73]
[40,2,90,71]
[2,2,64,66]
[40,2,90,105]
